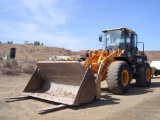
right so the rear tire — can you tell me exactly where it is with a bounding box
[136,63,151,86]
[107,61,131,94]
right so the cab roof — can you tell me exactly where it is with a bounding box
[102,27,136,34]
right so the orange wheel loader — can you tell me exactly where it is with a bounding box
[6,28,151,113]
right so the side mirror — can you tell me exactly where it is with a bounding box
[99,35,103,42]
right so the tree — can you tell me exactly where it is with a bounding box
[34,41,40,46]
[41,43,44,46]
[7,41,13,44]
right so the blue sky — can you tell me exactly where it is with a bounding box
[0,0,160,51]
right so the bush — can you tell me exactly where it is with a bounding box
[21,64,36,74]
[0,60,36,75]
[3,60,19,68]
[1,67,20,75]
[3,61,12,68]
[1,60,21,75]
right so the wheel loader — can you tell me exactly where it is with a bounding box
[6,27,151,112]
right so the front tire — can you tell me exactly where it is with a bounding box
[107,61,131,94]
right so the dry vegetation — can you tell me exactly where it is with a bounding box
[1,60,20,75]
[0,43,160,75]
[0,60,36,75]
[0,44,85,75]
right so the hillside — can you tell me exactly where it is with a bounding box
[0,43,160,62]
[0,44,85,62]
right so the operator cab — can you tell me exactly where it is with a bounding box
[99,27,138,58]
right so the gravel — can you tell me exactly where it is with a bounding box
[0,74,160,120]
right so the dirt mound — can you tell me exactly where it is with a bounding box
[0,43,160,63]
[145,51,160,62]
[0,44,82,62]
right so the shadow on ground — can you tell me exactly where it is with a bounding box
[72,94,120,111]
[36,93,120,114]
[120,80,160,96]
[8,78,160,114]
[37,80,160,114]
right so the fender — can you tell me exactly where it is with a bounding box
[114,56,132,71]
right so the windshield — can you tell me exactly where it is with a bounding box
[104,30,125,48]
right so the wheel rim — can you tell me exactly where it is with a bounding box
[146,69,151,81]
[121,70,129,86]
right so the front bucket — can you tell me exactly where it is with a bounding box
[23,61,96,105]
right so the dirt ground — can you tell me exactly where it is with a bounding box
[1,74,160,120]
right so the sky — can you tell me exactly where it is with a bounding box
[0,0,160,51]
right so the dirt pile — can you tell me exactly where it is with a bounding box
[0,43,160,63]
[0,44,79,62]
[0,44,88,75]
[145,51,160,62]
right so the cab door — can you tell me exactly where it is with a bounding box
[126,33,137,57]
[131,34,138,56]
